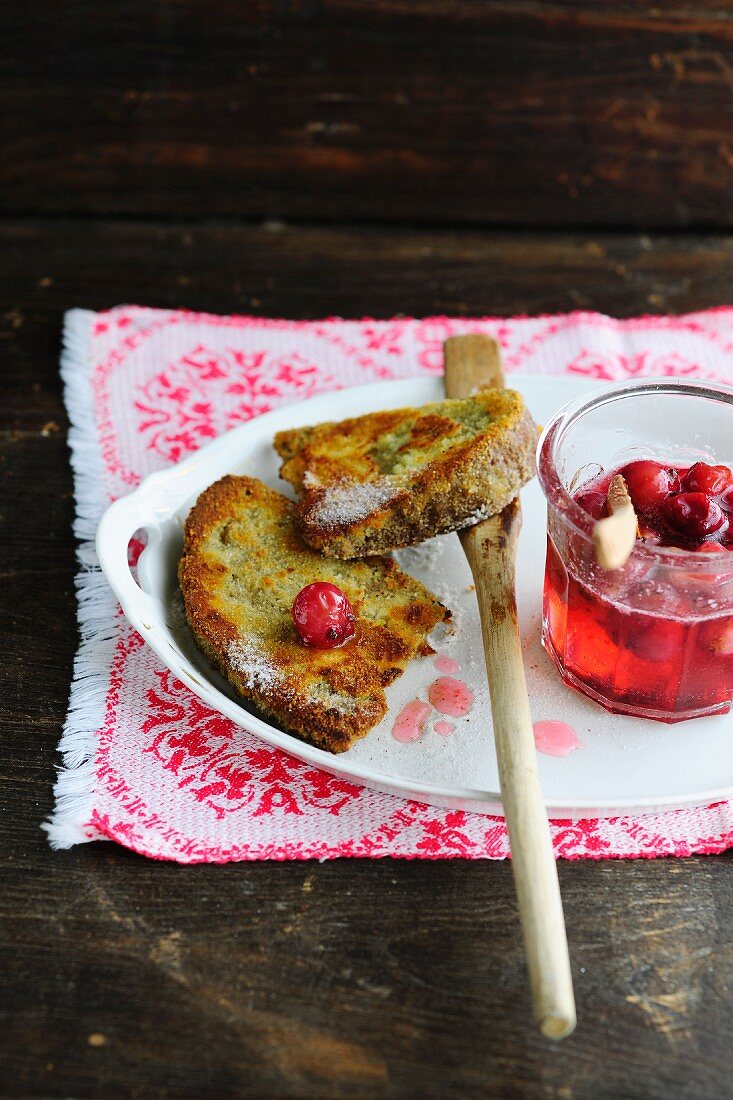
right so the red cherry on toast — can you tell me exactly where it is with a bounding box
[663,492,727,541]
[292,582,356,648]
[620,460,679,514]
[682,462,733,495]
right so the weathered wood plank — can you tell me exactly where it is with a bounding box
[2,845,732,1098]
[5,2,733,225]
[7,220,733,386]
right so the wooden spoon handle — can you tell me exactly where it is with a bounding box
[444,335,576,1040]
[444,333,505,392]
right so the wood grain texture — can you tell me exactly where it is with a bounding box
[7,219,733,352]
[446,337,574,1039]
[5,2,733,225]
[3,221,733,1096]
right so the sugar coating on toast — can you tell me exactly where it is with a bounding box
[179,475,450,753]
[274,389,538,558]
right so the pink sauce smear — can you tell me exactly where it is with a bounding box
[434,653,461,675]
[532,720,582,758]
[434,720,455,737]
[428,676,474,718]
[392,700,431,743]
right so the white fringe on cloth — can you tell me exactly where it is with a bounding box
[43,309,116,848]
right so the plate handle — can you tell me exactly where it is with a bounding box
[95,491,162,626]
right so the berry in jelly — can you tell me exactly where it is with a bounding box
[575,458,733,551]
[682,462,733,496]
[620,460,679,515]
[663,492,727,541]
[542,455,733,722]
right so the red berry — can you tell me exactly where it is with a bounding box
[622,583,686,662]
[292,582,356,649]
[575,489,607,520]
[625,617,684,663]
[694,542,725,553]
[620,460,680,514]
[663,492,727,541]
[682,462,733,495]
[700,617,733,657]
[720,485,733,513]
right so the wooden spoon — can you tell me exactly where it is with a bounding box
[593,473,639,571]
[444,334,576,1040]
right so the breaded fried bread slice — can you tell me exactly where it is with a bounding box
[179,475,449,753]
[274,389,537,558]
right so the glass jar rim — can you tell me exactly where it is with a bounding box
[536,376,733,568]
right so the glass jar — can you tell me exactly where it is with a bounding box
[537,378,733,722]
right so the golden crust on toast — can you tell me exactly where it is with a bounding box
[179,475,449,753]
[274,389,537,558]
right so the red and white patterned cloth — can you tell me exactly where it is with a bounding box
[47,305,733,861]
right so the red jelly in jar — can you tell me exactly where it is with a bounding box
[537,380,733,724]
[542,459,733,721]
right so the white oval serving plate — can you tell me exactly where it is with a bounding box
[96,375,733,819]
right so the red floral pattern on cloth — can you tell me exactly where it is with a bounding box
[54,305,733,862]
[135,344,326,463]
[142,668,363,821]
[566,349,702,381]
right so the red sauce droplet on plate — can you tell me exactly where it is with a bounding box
[434,653,461,675]
[392,700,431,743]
[533,720,582,758]
[428,676,474,718]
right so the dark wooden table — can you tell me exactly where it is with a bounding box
[5,3,733,1097]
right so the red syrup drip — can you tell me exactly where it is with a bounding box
[428,676,475,718]
[434,654,461,675]
[392,700,431,743]
[533,721,582,758]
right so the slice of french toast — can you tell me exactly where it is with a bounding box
[179,475,449,753]
[274,389,537,558]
